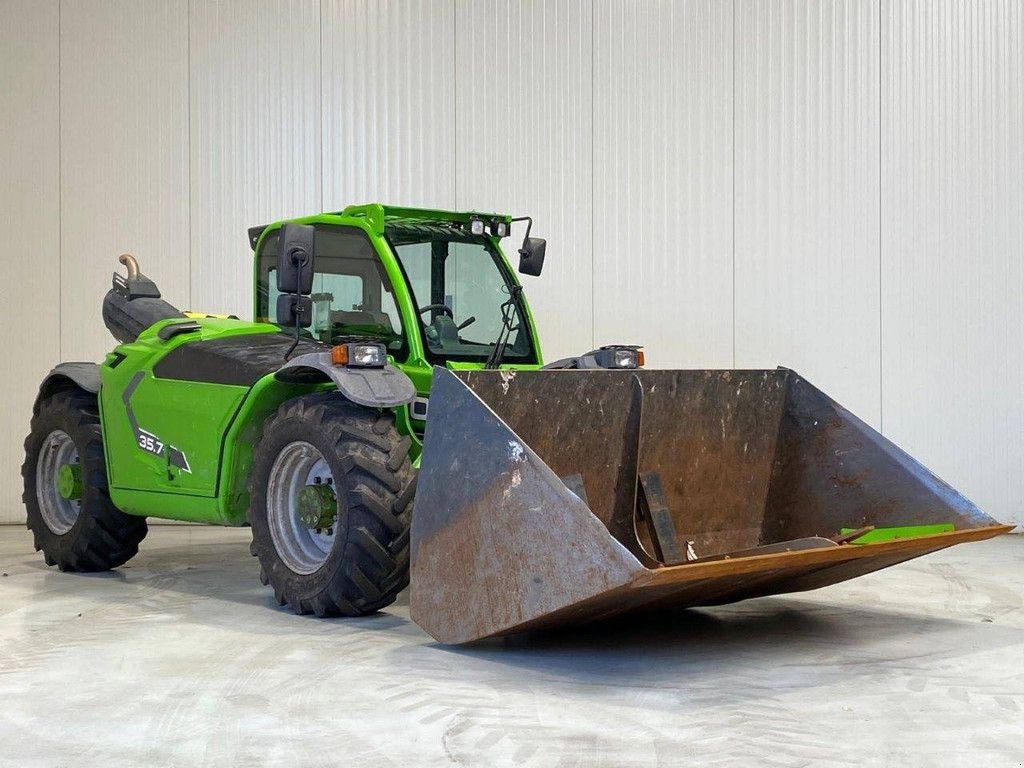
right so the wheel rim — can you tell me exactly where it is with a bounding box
[35,430,81,535]
[266,441,338,575]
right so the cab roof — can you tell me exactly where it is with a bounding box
[248,204,512,251]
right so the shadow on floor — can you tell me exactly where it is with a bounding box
[12,527,1023,677]
[421,596,1024,686]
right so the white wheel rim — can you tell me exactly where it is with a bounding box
[36,430,81,535]
[266,441,337,575]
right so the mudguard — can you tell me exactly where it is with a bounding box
[34,362,101,413]
[275,352,416,408]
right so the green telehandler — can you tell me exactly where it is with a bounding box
[24,203,1010,644]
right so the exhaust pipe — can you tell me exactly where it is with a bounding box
[101,254,182,344]
[118,252,140,280]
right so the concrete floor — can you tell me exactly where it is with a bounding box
[0,526,1021,767]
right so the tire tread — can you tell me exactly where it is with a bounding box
[247,393,415,617]
[22,389,147,572]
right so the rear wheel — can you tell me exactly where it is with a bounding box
[22,389,148,571]
[247,393,415,616]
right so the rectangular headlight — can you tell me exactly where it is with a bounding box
[349,343,386,367]
[611,348,639,368]
[589,345,644,369]
[333,343,386,368]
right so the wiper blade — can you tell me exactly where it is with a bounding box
[484,285,523,369]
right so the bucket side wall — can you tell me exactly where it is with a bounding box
[411,369,642,643]
[762,373,998,542]
[459,370,646,555]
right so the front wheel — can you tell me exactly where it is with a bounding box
[247,393,415,616]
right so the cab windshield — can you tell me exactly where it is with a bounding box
[387,225,536,365]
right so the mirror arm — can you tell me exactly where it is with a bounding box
[284,300,302,359]
[510,216,533,257]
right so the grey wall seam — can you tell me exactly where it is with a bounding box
[317,0,321,210]
[57,0,62,360]
[731,0,737,369]
[455,0,458,206]
[878,0,884,432]
[590,0,596,349]
[186,0,192,311]
[318,0,323,213]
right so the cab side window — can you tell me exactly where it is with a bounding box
[257,226,406,357]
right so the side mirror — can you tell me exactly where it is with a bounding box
[276,294,313,328]
[277,223,316,294]
[518,237,546,276]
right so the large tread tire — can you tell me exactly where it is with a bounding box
[22,389,148,572]
[248,392,415,617]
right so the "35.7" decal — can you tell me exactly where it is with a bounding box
[137,430,164,456]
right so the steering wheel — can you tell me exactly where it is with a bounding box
[418,303,453,319]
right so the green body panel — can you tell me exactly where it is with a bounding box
[108,373,331,525]
[99,317,301,522]
[97,205,544,525]
[840,524,956,544]
[105,374,247,496]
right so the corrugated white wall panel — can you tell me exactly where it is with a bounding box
[59,0,190,362]
[189,0,321,318]
[592,0,734,368]
[0,0,61,523]
[4,1,1024,528]
[881,0,1024,524]
[455,0,593,360]
[321,0,455,211]
[735,0,882,427]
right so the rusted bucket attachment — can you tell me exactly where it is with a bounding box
[410,368,1010,644]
